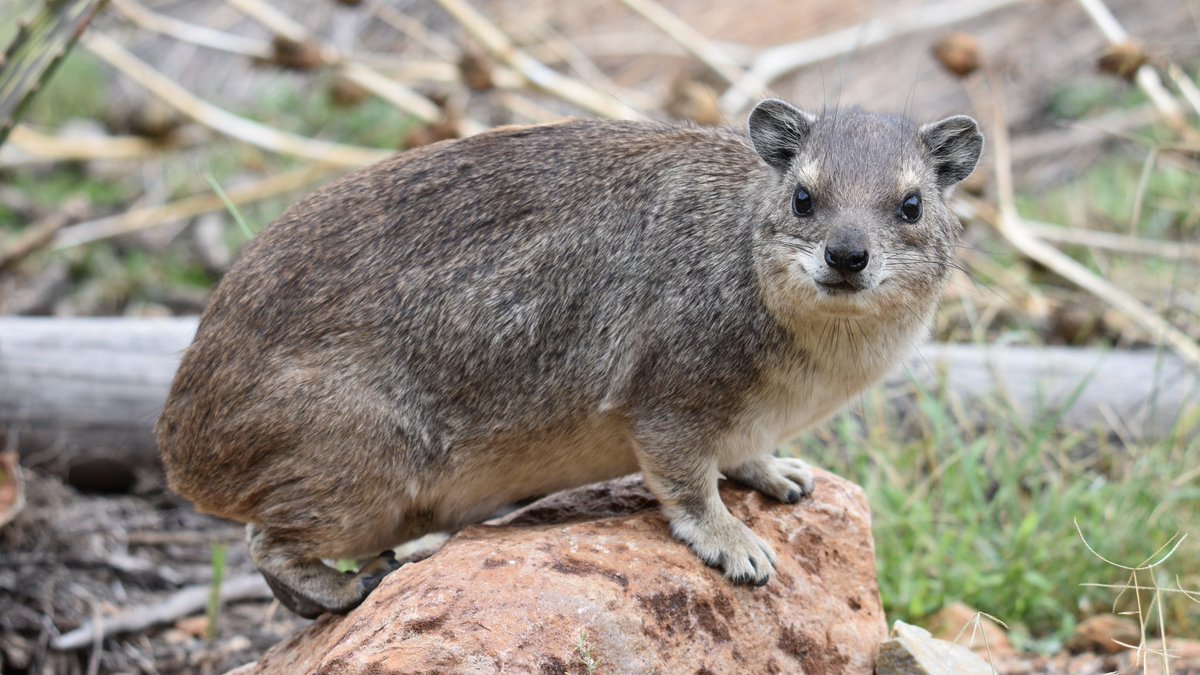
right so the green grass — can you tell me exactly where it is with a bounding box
[576,630,599,674]
[1017,152,1199,240]
[206,542,228,642]
[8,168,128,214]
[23,50,110,128]
[1046,76,1148,121]
[245,78,419,149]
[791,380,1200,652]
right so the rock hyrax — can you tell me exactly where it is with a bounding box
[157,99,983,617]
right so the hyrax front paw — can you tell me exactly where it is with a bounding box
[670,511,778,586]
[725,455,815,504]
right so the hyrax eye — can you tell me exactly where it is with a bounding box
[792,185,814,217]
[898,193,922,222]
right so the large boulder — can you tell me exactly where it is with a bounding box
[245,468,886,674]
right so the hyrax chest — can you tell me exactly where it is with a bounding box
[716,311,930,469]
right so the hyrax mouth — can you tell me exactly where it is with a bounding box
[815,278,863,294]
[813,271,877,295]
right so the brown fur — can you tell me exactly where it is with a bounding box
[157,100,982,616]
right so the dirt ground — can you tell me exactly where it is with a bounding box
[0,469,306,674]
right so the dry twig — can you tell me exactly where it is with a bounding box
[434,0,646,121]
[112,0,465,91]
[1075,0,1197,141]
[1,124,199,168]
[53,165,339,249]
[719,0,1027,113]
[369,2,459,59]
[1165,62,1200,119]
[109,0,271,59]
[616,0,743,84]
[976,83,1200,369]
[219,0,486,135]
[0,204,84,274]
[51,574,272,651]
[81,32,391,167]
[0,0,110,145]
[1024,220,1200,261]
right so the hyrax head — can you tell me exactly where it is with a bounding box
[747,99,983,319]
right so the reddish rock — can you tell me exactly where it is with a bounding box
[1066,614,1141,654]
[245,468,886,674]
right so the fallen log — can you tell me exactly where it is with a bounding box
[0,317,1195,474]
[0,317,195,471]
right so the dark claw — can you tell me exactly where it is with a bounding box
[784,487,803,504]
[359,572,387,596]
[728,570,770,587]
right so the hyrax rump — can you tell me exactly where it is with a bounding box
[157,99,982,617]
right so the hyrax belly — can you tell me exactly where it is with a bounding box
[429,415,641,528]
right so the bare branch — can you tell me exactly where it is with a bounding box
[369,2,459,59]
[218,0,485,135]
[1,124,200,168]
[720,0,1027,114]
[51,574,272,651]
[53,165,340,249]
[616,0,743,84]
[1024,220,1200,261]
[81,32,391,167]
[0,205,82,274]
[109,0,271,59]
[1075,0,1196,140]
[0,0,110,146]
[972,82,1200,370]
[434,0,647,120]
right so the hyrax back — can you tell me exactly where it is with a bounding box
[157,100,982,617]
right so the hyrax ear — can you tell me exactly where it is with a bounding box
[748,99,816,172]
[919,115,984,189]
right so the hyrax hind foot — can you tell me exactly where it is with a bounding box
[249,528,403,619]
[725,455,815,504]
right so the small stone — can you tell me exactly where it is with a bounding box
[665,72,723,126]
[174,615,209,639]
[1066,613,1141,654]
[222,635,253,654]
[270,36,323,71]
[160,628,193,645]
[932,32,981,78]
[458,49,495,91]
[329,77,369,108]
[1099,42,1148,81]
[876,621,995,675]
[404,120,460,149]
[1173,639,1200,659]
[0,451,25,529]
[924,602,1010,654]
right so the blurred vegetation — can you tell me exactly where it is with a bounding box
[794,384,1200,651]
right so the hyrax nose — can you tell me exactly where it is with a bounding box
[823,228,869,274]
